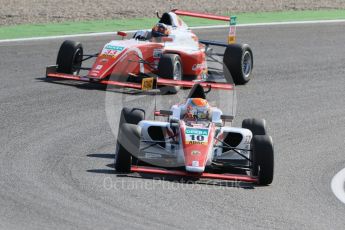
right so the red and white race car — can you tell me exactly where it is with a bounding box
[114,83,274,185]
[46,10,254,94]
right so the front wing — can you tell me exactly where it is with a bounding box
[46,66,233,90]
[131,166,258,183]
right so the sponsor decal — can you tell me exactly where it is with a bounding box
[229,26,236,35]
[101,45,125,58]
[228,17,236,44]
[185,128,208,145]
[191,150,200,155]
[192,161,199,167]
[95,64,103,70]
[141,77,154,91]
[192,62,207,71]
[101,53,115,58]
[230,16,237,26]
[228,36,236,44]
[104,45,124,52]
[244,135,251,144]
[101,52,118,58]
[186,128,208,135]
[228,25,236,44]
[145,153,161,158]
[187,141,206,145]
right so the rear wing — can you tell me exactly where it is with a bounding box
[172,9,237,45]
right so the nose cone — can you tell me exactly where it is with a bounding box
[88,41,128,79]
[182,126,214,174]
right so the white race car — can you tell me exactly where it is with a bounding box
[114,83,274,185]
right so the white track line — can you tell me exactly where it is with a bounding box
[331,167,345,204]
[0,19,345,43]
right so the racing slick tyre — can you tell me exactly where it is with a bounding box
[223,44,253,85]
[56,40,83,75]
[251,135,274,185]
[115,124,141,173]
[158,54,182,94]
[114,141,131,173]
[114,108,144,172]
[119,107,145,126]
[242,118,267,135]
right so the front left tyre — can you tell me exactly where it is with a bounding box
[56,40,83,75]
[251,135,274,185]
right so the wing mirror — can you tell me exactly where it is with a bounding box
[221,115,234,122]
[159,110,173,116]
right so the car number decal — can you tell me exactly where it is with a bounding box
[101,45,125,58]
[185,128,208,145]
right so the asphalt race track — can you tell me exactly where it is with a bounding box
[1,23,345,229]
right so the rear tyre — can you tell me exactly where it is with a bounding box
[114,108,144,172]
[223,44,253,85]
[158,54,182,94]
[251,135,274,185]
[242,118,267,135]
[56,40,83,75]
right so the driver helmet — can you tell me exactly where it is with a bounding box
[152,23,171,37]
[184,98,210,120]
